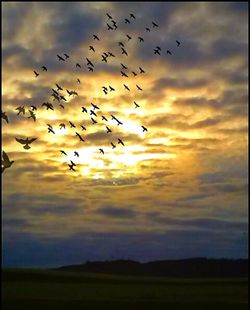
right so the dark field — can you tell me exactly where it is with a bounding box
[2,269,248,310]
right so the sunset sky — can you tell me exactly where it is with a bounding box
[2,2,248,267]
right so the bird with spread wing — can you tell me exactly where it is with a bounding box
[15,137,37,150]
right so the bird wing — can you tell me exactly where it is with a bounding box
[15,138,26,144]
[27,138,37,143]
[2,151,10,164]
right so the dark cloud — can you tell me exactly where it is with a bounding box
[95,206,137,219]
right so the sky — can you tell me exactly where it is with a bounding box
[2,1,248,267]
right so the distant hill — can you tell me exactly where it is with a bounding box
[57,258,248,278]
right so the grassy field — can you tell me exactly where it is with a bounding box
[2,269,248,310]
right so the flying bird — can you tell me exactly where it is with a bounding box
[155,46,161,51]
[82,107,88,113]
[141,125,148,132]
[16,106,25,115]
[138,36,144,42]
[102,115,108,121]
[30,105,37,111]
[2,151,14,173]
[99,148,104,154]
[2,112,8,123]
[109,86,115,92]
[111,142,116,149]
[52,88,59,96]
[146,27,150,32]
[167,50,172,55]
[90,110,97,117]
[121,63,128,70]
[154,49,161,55]
[15,137,37,150]
[33,71,39,78]
[69,121,76,128]
[126,34,132,41]
[89,45,95,52]
[42,66,47,71]
[86,58,94,67]
[176,40,180,47]
[81,125,86,131]
[77,78,81,84]
[59,104,64,109]
[60,95,67,101]
[56,83,63,91]
[91,117,97,124]
[136,84,143,91]
[59,123,65,129]
[118,138,125,146]
[125,18,130,24]
[139,67,145,73]
[76,63,81,68]
[68,163,76,171]
[106,126,112,133]
[102,55,108,63]
[60,150,67,156]
[119,42,124,47]
[132,71,137,77]
[42,102,54,110]
[57,54,65,61]
[121,71,128,77]
[66,89,72,96]
[28,110,36,121]
[152,21,159,27]
[107,23,113,30]
[130,13,136,19]
[134,101,140,108]
[48,127,55,134]
[124,84,130,91]
[76,132,85,142]
[106,13,112,19]
[88,66,93,72]
[93,34,100,40]
[108,52,115,57]
[64,53,69,59]
[91,103,100,110]
[111,115,123,126]
[74,151,79,157]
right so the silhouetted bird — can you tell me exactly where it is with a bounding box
[74,151,79,157]
[2,151,14,173]
[91,103,100,110]
[111,115,123,125]
[109,86,115,92]
[82,107,88,113]
[106,126,112,133]
[121,63,128,70]
[28,110,36,121]
[60,150,67,156]
[132,71,137,76]
[59,104,64,109]
[86,58,94,67]
[42,102,54,110]
[2,112,8,123]
[57,54,65,61]
[30,105,37,111]
[102,115,108,121]
[60,95,66,101]
[77,78,81,83]
[118,138,125,146]
[99,148,104,154]
[167,50,172,55]
[89,45,95,52]
[16,137,37,150]
[76,63,81,68]
[34,71,39,77]
[126,34,132,40]
[119,42,124,47]
[125,18,130,24]
[76,132,85,141]
[130,13,136,19]
[69,121,76,128]
[121,71,128,77]
[154,49,161,55]
[146,27,150,32]
[139,67,145,74]
[102,55,108,63]
[108,52,115,57]
[68,163,76,171]
[111,142,116,149]
[134,101,140,108]
[136,85,143,91]
[138,37,144,42]
[156,46,161,51]
[42,66,47,71]
[88,66,93,72]
[67,89,72,96]
[141,125,148,132]
[106,13,112,19]
[152,21,159,27]
[56,83,63,91]
[93,34,100,40]
[111,20,117,27]
[59,123,65,129]
[176,40,180,47]
[91,117,97,124]
[90,110,97,117]
[107,23,113,30]
[52,88,59,95]
[124,84,130,91]
[16,106,25,115]
[64,53,69,59]
[48,127,55,134]
[81,125,86,131]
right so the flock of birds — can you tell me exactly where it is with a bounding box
[2,12,181,174]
